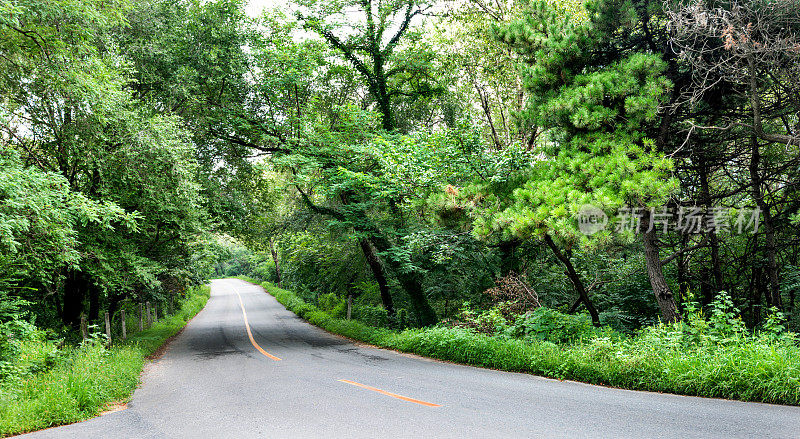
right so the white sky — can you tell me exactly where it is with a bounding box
[246,0,284,17]
[244,0,435,44]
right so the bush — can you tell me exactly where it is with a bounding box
[0,297,56,386]
[0,340,143,435]
[350,304,391,328]
[317,293,346,318]
[250,262,277,285]
[253,279,800,406]
[448,303,510,335]
[509,307,598,344]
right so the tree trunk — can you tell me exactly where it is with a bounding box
[373,53,394,132]
[366,235,438,326]
[80,314,87,340]
[395,271,438,327]
[104,311,111,343]
[543,234,600,326]
[377,89,394,131]
[120,309,127,340]
[359,238,395,317]
[269,237,282,288]
[676,233,690,304]
[568,296,582,313]
[108,293,124,320]
[751,266,764,326]
[749,136,782,309]
[498,238,521,276]
[642,221,682,323]
[298,188,434,324]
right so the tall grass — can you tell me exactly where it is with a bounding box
[0,285,210,437]
[248,278,800,406]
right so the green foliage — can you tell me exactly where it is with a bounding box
[317,293,344,317]
[0,285,210,436]
[760,308,790,342]
[256,279,800,405]
[0,320,48,383]
[1,0,214,331]
[0,147,133,290]
[350,305,392,328]
[450,303,511,334]
[124,286,210,355]
[451,302,602,343]
[296,0,444,132]
[0,290,29,324]
[479,1,678,245]
[4,0,800,428]
[510,307,599,344]
[0,342,143,436]
[279,231,365,299]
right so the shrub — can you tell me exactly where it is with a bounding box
[253,280,800,406]
[509,307,598,344]
[0,285,210,436]
[447,303,510,335]
[317,293,346,318]
[350,304,391,328]
[250,262,277,284]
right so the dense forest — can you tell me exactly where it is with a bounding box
[191,0,798,332]
[2,0,800,427]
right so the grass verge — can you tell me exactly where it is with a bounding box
[0,285,210,437]
[237,277,800,406]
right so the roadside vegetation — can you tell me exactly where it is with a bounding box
[3,0,800,432]
[0,286,209,437]
[239,277,800,405]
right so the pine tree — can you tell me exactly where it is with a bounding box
[485,0,682,322]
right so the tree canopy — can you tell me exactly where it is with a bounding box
[3,0,800,334]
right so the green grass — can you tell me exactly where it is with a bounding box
[125,286,210,355]
[0,285,210,437]
[245,278,800,406]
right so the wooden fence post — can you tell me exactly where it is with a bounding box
[146,301,152,328]
[121,309,127,340]
[104,311,111,343]
[80,313,87,341]
[138,302,144,331]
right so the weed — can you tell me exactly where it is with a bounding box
[255,280,800,406]
[0,285,210,437]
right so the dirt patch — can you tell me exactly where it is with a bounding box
[100,402,128,416]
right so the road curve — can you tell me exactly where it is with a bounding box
[20,279,800,438]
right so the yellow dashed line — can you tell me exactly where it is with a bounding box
[338,379,440,407]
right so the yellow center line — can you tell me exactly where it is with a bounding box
[338,379,440,407]
[234,289,281,361]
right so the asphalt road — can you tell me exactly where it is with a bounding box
[20,278,800,438]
